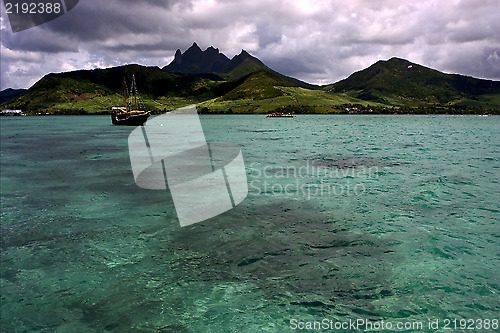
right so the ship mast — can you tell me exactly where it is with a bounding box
[122,77,128,110]
[132,74,138,111]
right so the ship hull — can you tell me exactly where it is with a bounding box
[111,112,150,126]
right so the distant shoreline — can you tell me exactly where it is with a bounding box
[2,112,498,117]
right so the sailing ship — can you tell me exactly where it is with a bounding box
[111,75,150,126]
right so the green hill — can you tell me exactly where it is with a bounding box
[2,46,499,115]
[2,45,325,115]
[325,57,500,108]
[0,88,27,105]
[1,64,223,114]
[220,50,319,90]
[220,50,269,80]
[219,70,294,100]
[198,71,376,114]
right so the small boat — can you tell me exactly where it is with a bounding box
[266,112,293,118]
[111,75,150,126]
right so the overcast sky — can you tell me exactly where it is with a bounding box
[1,0,500,90]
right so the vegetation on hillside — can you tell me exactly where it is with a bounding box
[2,51,499,115]
[325,57,500,109]
[1,65,225,114]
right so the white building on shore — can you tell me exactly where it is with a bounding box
[1,110,24,115]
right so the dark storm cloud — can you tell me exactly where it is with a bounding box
[1,27,77,53]
[1,0,500,89]
[255,20,282,48]
[27,0,184,45]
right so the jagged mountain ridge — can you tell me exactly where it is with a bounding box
[163,42,318,89]
[164,42,231,75]
[163,42,265,77]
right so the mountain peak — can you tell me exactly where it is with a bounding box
[0,88,27,104]
[387,57,409,62]
[162,43,311,86]
[164,43,230,75]
[190,42,201,50]
[328,57,500,106]
[220,49,266,76]
[236,49,256,59]
[184,42,203,57]
[172,49,183,65]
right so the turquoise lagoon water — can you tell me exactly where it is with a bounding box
[1,115,499,332]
